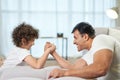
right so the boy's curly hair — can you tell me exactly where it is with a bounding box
[12,23,39,47]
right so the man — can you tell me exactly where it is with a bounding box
[48,22,120,80]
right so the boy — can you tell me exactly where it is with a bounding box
[1,23,55,69]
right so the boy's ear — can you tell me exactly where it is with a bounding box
[21,38,27,45]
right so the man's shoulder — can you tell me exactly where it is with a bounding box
[95,34,114,41]
[96,34,110,38]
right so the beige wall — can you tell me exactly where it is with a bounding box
[116,0,120,27]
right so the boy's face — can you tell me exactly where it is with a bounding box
[21,38,35,50]
[26,39,35,50]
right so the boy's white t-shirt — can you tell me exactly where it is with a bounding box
[81,34,120,80]
[1,46,30,69]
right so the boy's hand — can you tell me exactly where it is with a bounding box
[44,42,52,51]
[44,42,56,54]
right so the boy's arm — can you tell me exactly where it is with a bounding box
[24,44,55,69]
[24,49,50,69]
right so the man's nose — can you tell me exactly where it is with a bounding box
[73,40,76,44]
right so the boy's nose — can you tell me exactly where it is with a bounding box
[32,42,35,45]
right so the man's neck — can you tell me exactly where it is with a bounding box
[87,38,94,50]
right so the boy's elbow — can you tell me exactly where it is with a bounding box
[32,64,43,69]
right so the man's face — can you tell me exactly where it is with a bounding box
[73,30,86,51]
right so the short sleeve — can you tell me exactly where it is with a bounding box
[17,49,30,61]
[81,35,116,65]
[91,35,115,54]
[81,52,93,65]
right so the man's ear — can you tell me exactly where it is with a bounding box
[83,34,89,41]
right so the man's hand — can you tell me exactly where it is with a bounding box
[48,44,56,53]
[48,68,65,79]
[44,42,56,54]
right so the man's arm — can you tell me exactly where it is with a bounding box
[51,51,73,69]
[64,49,113,78]
[51,51,87,69]
[49,49,113,79]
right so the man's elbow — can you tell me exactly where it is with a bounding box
[96,68,107,77]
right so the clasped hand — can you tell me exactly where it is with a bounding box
[44,42,56,54]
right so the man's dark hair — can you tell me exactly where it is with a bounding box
[12,23,39,47]
[72,22,95,38]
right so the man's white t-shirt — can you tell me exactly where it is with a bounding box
[82,34,120,80]
[1,46,30,69]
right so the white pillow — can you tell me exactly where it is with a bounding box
[52,77,93,80]
[109,28,120,78]
[108,28,120,42]
[0,66,47,80]
[0,66,61,80]
[8,77,43,80]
